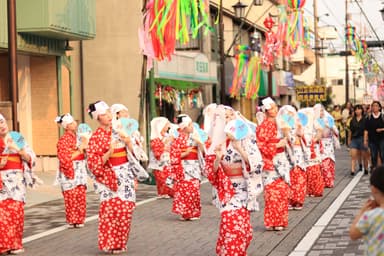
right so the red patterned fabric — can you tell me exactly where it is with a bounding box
[150,138,174,197]
[321,158,335,188]
[57,131,77,179]
[216,208,252,256]
[204,155,235,204]
[62,185,87,225]
[264,178,289,228]
[152,169,174,197]
[172,179,201,219]
[306,164,324,196]
[87,127,118,192]
[0,199,24,253]
[289,166,307,206]
[171,132,201,219]
[98,198,135,251]
[256,119,279,171]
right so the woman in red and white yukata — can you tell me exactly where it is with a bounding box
[55,113,88,228]
[86,101,148,254]
[256,97,290,231]
[110,104,148,190]
[278,106,307,210]
[204,106,263,256]
[171,114,205,220]
[298,107,324,197]
[148,117,176,198]
[314,104,339,188]
[0,113,40,255]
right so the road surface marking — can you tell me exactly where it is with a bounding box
[23,180,208,243]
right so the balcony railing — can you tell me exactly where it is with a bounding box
[16,0,96,40]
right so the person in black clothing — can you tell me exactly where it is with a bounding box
[364,101,384,172]
[348,105,368,175]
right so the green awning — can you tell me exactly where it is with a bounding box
[153,78,201,90]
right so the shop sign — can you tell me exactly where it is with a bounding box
[155,53,217,83]
[295,85,326,101]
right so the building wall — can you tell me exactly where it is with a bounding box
[82,0,143,128]
[0,54,9,101]
[30,56,59,155]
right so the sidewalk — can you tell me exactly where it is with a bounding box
[305,171,368,255]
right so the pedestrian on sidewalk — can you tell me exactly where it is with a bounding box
[55,113,88,229]
[348,105,369,175]
[364,101,384,171]
[148,117,176,198]
[171,114,204,221]
[257,98,290,231]
[86,101,148,254]
[350,166,384,255]
[0,113,41,255]
[204,105,263,256]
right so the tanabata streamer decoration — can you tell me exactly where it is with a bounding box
[346,25,369,64]
[230,45,251,98]
[261,16,278,68]
[285,0,307,53]
[141,0,212,63]
[230,46,263,99]
[244,56,262,99]
[275,4,290,57]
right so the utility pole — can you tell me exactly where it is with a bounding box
[7,0,18,131]
[314,0,320,85]
[345,0,349,103]
[219,0,226,105]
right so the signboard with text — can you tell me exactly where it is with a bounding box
[295,85,326,102]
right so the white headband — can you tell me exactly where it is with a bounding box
[55,113,74,128]
[110,104,128,116]
[0,114,4,121]
[150,117,169,140]
[88,101,109,120]
[177,114,192,129]
[262,97,275,110]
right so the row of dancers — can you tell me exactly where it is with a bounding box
[0,97,339,255]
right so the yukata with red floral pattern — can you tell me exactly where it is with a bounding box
[277,106,307,210]
[256,97,290,231]
[204,109,263,256]
[170,114,205,220]
[0,113,40,255]
[288,126,307,210]
[55,114,88,229]
[86,101,148,255]
[314,104,339,188]
[148,117,176,198]
[299,108,324,197]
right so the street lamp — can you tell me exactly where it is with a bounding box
[232,1,247,44]
[253,0,263,6]
[380,7,384,21]
[232,1,247,20]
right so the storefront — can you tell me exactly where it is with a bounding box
[151,52,218,123]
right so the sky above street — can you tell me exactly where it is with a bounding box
[304,0,384,60]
